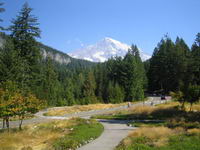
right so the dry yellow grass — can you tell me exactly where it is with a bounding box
[157,101,180,107]
[158,101,200,112]
[125,101,179,115]
[123,126,184,147]
[192,104,200,111]
[128,105,155,114]
[188,128,200,134]
[46,103,127,116]
[133,101,200,116]
[0,120,75,150]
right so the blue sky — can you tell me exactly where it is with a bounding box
[1,0,200,55]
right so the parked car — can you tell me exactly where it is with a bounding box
[161,95,166,100]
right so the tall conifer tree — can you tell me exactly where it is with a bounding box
[9,2,41,93]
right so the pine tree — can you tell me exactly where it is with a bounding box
[148,36,176,93]
[9,2,41,93]
[0,2,5,30]
[123,45,145,101]
[73,73,85,102]
[174,37,190,92]
[82,71,97,104]
[0,37,19,83]
[63,79,75,106]
[94,64,105,102]
[190,33,200,85]
[107,81,124,103]
[42,56,59,105]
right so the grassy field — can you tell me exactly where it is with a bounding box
[44,103,128,116]
[93,101,200,121]
[0,118,103,150]
[116,127,200,150]
[91,101,200,150]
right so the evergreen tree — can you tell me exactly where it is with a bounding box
[107,81,124,103]
[0,2,5,30]
[123,45,145,101]
[73,73,85,102]
[148,36,177,93]
[185,85,200,111]
[94,64,104,102]
[174,37,191,94]
[63,78,75,106]
[190,33,200,85]
[0,38,19,83]
[42,56,59,105]
[9,2,41,93]
[82,71,97,104]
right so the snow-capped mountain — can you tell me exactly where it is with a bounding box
[69,37,151,62]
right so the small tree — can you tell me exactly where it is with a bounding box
[186,85,200,111]
[0,81,17,130]
[10,93,41,130]
[170,91,185,110]
[0,99,13,130]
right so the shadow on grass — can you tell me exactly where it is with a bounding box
[94,106,184,120]
[94,106,200,129]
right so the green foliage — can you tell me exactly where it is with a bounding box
[0,86,42,130]
[63,79,75,106]
[0,37,19,83]
[0,1,199,108]
[41,56,60,106]
[8,2,42,94]
[116,134,200,150]
[148,36,190,93]
[190,33,200,85]
[123,45,145,101]
[185,85,200,110]
[107,81,124,103]
[82,71,97,104]
[170,85,200,110]
[53,118,104,150]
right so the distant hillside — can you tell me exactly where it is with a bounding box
[0,32,95,69]
[39,43,95,69]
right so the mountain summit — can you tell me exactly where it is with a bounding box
[69,37,151,62]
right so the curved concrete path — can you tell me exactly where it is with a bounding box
[0,97,170,129]
[78,120,134,150]
[0,97,171,150]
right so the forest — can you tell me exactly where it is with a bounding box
[0,2,199,119]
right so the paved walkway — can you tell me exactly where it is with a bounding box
[0,97,170,150]
[78,120,134,150]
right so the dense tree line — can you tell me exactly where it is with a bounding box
[0,2,147,109]
[0,2,199,120]
[147,34,200,108]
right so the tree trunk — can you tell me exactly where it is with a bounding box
[190,103,193,112]
[19,115,24,130]
[181,100,185,110]
[6,117,9,132]
[2,118,5,128]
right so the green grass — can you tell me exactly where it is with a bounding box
[0,118,104,150]
[53,118,104,150]
[116,134,200,150]
[114,102,200,150]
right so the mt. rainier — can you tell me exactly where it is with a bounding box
[69,37,151,62]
